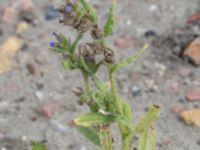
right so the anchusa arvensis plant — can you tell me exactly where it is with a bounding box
[49,0,160,150]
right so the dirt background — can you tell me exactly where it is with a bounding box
[0,0,200,150]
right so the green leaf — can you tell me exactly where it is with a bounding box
[137,129,148,150]
[80,0,97,22]
[61,59,77,70]
[73,112,115,126]
[80,57,92,74]
[133,105,160,134]
[32,142,46,150]
[149,129,157,150]
[104,0,115,37]
[71,33,83,54]
[111,44,148,73]
[75,125,101,146]
[100,128,113,150]
[122,101,132,122]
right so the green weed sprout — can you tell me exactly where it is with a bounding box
[49,0,160,150]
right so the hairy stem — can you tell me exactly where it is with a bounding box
[71,33,83,54]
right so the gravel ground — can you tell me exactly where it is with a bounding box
[0,0,200,150]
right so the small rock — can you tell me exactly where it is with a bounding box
[42,103,57,118]
[170,104,183,113]
[0,37,23,74]
[170,81,180,93]
[181,109,200,127]
[131,86,141,96]
[45,5,60,20]
[36,82,44,90]
[183,38,200,66]
[144,30,157,38]
[20,10,36,23]
[26,63,36,75]
[186,87,200,102]
[35,91,44,100]
[15,21,29,34]
[1,147,7,150]
[155,62,166,77]
[145,79,158,93]
[115,36,134,49]
[178,67,192,78]
[50,120,68,133]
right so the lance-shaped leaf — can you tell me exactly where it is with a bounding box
[122,101,132,122]
[73,113,115,126]
[32,142,46,150]
[104,0,115,37]
[80,0,97,22]
[137,129,148,150]
[73,112,132,128]
[75,125,101,146]
[100,128,113,150]
[61,59,77,70]
[149,129,157,150]
[111,44,148,73]
[133,105,160,133]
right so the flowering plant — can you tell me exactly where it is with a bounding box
[49,0,160,150]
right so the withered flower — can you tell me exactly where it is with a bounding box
[91,25,103,39]
[104,48,115,63]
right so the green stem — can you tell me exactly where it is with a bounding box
[83,72,90,94]
[71,33,83,54]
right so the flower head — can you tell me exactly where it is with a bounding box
[49,40,56,48]
[65,4,72,14]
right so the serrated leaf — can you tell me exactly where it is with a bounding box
[80,0,97,22]
[32,142,46,150]
[73,112,116,127]
[137,129,148,150]
[133,105,160,133]
[75,125,101,146]
[104,0,115,37]
[111,44,148,73]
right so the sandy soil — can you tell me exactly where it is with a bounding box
[0,0,200,150]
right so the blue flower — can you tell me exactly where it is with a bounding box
[65,4,72,14]
[49,40,56,47]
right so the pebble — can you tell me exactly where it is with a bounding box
[36,82,44,90]
[45,5,60,20]
[15,21,29,34]
[35,91,44,100]
[170,81,180,93]
[131,85,141,96]
[155,62,166,77]
[145,79,158,93]
[1,147,7,150]
[42,103,57,118]
[26,63,36,75]
[144,30,157,38]
[186,87,200,102]
[183,38,200,66]
[20,10,36,23]
[50,120,68,133]
[115,36,134,49]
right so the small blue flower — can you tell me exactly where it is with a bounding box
[49,40,56,47]
[65,4,72,14]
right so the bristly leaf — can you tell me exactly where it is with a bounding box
[72,112,116,127]
[111,44,148,73]
[104,0,115,37]
[80,0,97,22]
[133,105,160,134]
[72,112,132,128]
[149,129,157,150]
[100,128,113,150]
[75,125,101,146]
[32,142,46,150]
[122,101,132,122]
[137,129,148,150]
[61,59,77,70]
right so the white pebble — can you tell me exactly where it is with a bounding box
[35,91,44,100]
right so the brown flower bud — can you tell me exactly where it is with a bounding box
[74,15,93,33]
[91,25,103,39]
[72,87,83,97]
[86,42,104,54]
[104,48,115,63]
